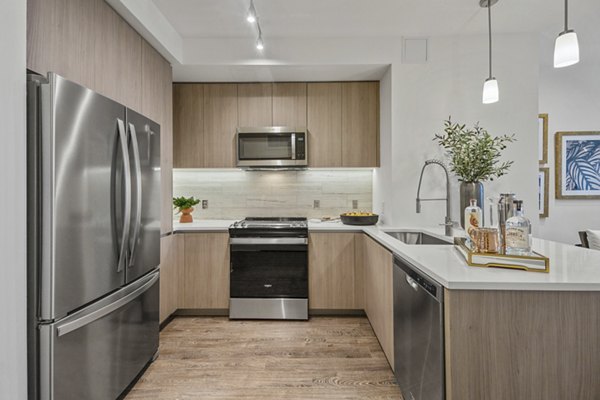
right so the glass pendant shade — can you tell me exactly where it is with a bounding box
[256,36,264,50]
[482,78,499,104]
[554,30,580,68]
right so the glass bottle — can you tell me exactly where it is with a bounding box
[505,200,532,255]
[464,199,482,247]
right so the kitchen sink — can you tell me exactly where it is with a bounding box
[384,231,452,245]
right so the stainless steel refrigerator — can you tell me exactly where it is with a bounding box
[27,73,161,400]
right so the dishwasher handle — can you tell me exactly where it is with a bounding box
[394,256,443,303]
[405,275,419,291]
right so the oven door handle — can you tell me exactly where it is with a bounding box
[229,238,308,245]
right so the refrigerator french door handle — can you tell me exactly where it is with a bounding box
[128,123,143,268]
[56,272,159,337]
[117,119,132,273]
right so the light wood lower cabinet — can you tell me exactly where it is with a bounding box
[181,233,230,309]
[444,289,600,400]
[361,234,394,368]
[308,233,363,310]
[159,234,183,323]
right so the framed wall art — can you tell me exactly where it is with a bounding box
[538,113,548,165]
[555,131,600,199]
[538,167,549,218]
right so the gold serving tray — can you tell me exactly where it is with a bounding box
[454,237,550,273]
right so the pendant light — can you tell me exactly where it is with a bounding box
[246,0,257,23]
[554,0,579,68]
[481,0,499,104]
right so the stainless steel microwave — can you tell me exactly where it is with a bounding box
[236,127,308,168]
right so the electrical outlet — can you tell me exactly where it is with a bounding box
[352,200,358,209]
[202,200,208,209]
[313,200,320,209]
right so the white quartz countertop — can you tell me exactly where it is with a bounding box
[172,219,600,291]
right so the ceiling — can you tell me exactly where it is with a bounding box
[134,0,600,81]
[151,0,593,39]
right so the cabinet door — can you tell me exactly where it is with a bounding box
[159,234,183,323]
[141,41,173,234]
[27,0,96,89]
[342,82,379,167]
[307,83,342,167]
[273,83,307,127]
[238,83,272,126]
[308,233,362,309]
[363,234,394,368]
[173,84,204,168]
[182,233,230,309]
[93,0,142,110]
[204,84,238,167]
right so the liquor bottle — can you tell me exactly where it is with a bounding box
[464,199,482,246]
[505,200,532,255]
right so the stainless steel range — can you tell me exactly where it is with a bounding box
[229,217,308,320]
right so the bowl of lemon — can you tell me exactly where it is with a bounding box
[340,212,379,226]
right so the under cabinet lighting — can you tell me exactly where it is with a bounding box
[554,0,579,68]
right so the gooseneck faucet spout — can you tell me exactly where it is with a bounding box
[416,159,453,236]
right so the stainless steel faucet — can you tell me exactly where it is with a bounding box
[416,159,453,236]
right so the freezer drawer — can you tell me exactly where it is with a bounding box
[38,271,159,400]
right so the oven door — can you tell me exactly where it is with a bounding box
[229,238,308,299]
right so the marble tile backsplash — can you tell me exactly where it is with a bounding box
[173,170,373,220]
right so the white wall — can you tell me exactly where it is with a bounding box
[538,23,600,244]
[373,67,394,224]
[0,1,28,399]
[389,34,540,231]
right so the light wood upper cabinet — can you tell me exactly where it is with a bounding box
[93,0,142,111]
[307,83,343,167]
[182,233,230,309]
[171,81,378,168]
[238,83,272,126]
[141,41,173,234]
[273,83,307,127]
[204,84,238,168]
[308,233,363,310]
[27,0,96,89]
[362,234,394,368]
[173,84,204,168]
[342,82,379,167]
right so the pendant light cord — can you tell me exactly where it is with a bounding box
[564,0,569,31]
[488,0,493,79]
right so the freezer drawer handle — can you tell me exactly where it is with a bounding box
[116,119,132,273]
[128,122,143,268]
[56,272,159,337]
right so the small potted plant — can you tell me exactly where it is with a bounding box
[434,118,516,227]
[173,196,201,223]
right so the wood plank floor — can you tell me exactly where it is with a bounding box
[126,316,403,399]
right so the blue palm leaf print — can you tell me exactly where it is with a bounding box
[565,139,600,191]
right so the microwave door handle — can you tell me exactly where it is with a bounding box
[291,133,296,160]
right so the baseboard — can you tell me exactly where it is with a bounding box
[159,314,176,331]
[174,308,230,316]
[309,309,366,316]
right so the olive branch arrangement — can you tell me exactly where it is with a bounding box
[434,118,516,182]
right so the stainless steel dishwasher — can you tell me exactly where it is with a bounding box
[393,256,444,400]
